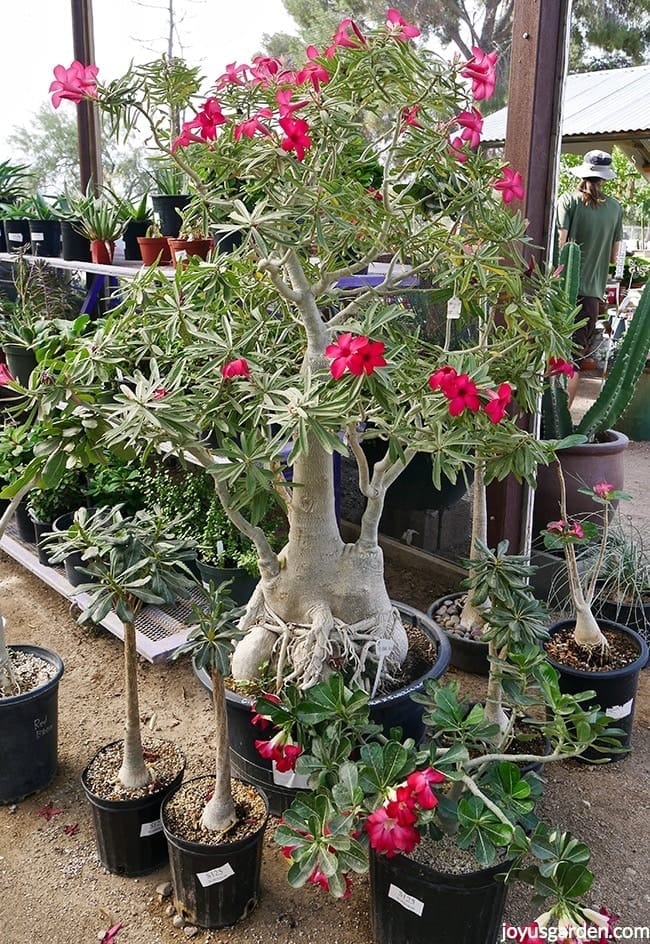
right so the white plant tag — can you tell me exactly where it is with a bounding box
[605,698,633,720]
[197,862,235,887]
[140,818,163,837]
[8,232,23,242]
[447,296,462,319]
[388,883,424,916]
[272,763,310,788]
[216,539,225,556]
[31,232,44,241]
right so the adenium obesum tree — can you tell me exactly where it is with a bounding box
[42,10,577,691]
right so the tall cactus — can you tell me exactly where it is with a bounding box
[577,279,650,440]
[542,242,581,439]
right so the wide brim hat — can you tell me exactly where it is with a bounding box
[571,150,616,180]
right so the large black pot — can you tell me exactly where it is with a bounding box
[0,645,64,804]
[32,519,56,567]
[151,195,190,238]
[3,219,31,252]
[362,439,471,512]
[122,219,152,260]
[427,592,489,676]
[194,602,451,815]
[545,619,649,760]
[196,558,257,606]
[14,498,35,544]
[60,221,91,262]
[28,220,61,258]
[369,846,510,944]
[3,343,38,387]
[53,510,98,587]
[162,775,268,928]
[81,740,185,876]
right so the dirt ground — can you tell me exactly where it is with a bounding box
[1,375,649,944]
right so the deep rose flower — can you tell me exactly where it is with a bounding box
[494,167,525,204]
[215,61,249,89]
[484,382,513,424]
[427,365,458,395]
[548,357,576,378]
[461,47,498,101]
[276,89,309,119]
[233,109,273,140]
[401,105,423,129]
[250,692,281,730]
[546,519,584,539]
[308,867,352,898]
[279,116,313,161]
[50,60,98,108]
[455,107,483,148]
[295,48,331,89]
[0,363,14,385]
[390,786,419,824]
[366,803,421,857]
[448,136,469,163]
[405,767,445,809]
[249,55,284,86]
[327,17,366,55]
[347,339,386,376]
[254,731,302,772]
[326,334,386,378]
[386,8,421,41]
[592,482,615,499]
[152,387,168,400]
[221,357,250,378]
[446,374,481,416]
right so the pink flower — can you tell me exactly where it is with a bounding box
[50,60,98,108]
[401,105,423,130]
[215,61,249,88]
[448,136,469,163]
[255,731,302,772]
[233,109,273,140]
[592,482,615,499]
[546,519,584,539]
[152,387,168,400]
[446,374,481,417]
[100,924,123,944]
[295,48,331,89]
[327,18,366,54]
[494,167,525,204]
[386,8,421,41]
[548,357,576,378]
[326,334,386,378]
[279,116,313,161]
[461,47,498,101]
[455,107,483,149]
[428,365,458,395]
[308,868,352,898]
[405,767,445,809]
[0,363,14,385]
[484,382,513,424]
[276,89,309,119]
[366,803,421,857]
[249,55,284,86]
[221,357,250,379]
[250,692,281,730]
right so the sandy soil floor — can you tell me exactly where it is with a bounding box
[1,374,649,944]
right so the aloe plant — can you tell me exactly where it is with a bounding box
[543,245,650,441]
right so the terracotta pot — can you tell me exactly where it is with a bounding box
[137,236,171,266]
[532,429,629,536]
[90,239,115,265]
[167,238,213,267]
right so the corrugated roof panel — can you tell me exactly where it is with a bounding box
[482,65,650,144]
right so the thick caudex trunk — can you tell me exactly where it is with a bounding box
[231,437,408,690]
[117,621,151,790]
[201,668,237,833]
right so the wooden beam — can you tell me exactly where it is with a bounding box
[70,0,103,193]
[486,0,572,552]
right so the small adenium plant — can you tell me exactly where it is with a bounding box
[39,10,576,695]
[543,473,631,652]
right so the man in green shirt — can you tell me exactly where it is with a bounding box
[557,150,623,404]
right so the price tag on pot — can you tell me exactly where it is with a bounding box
[8,232,23,242]
[31,232,44,241]
[140,818,163,837]
[605,698,633,720]
[447,296,462,320]
[197,863,235,887]
[388,883,424,917]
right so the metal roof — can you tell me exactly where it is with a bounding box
[482,65,650,172]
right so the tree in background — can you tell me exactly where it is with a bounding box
[8,104,152,197]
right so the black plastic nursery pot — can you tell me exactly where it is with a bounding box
[28,219,61,257]
[81,741,185,876]
[427,592,489,676]
[0,645,64,804]
[3,343,38,387]
[369,847,510,944]
[545,619,649,761]
[194,602,451,816]
[60,221,92,262]
[151,194,190,238]
[3,219,31,252]
[14,498,35,544]
[122,219,151,260]
[196,558,257,606]
[162,776,268,929]
[32,519,55,567]
[53,511,97,587]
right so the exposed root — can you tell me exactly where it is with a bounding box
[231,599,407,692]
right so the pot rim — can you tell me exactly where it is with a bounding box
[545,618,649,678]
[1,645,64,706]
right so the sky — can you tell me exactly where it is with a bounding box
[0,0,297,161]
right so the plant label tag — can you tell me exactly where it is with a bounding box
[605,697,634,720]
[197,863,235,887]
[388,883,424,916]
[375,638,393,657]
[216,540,225,556]
[272,763,310,788]
[140,818,163,837]
[31,232,44,241]
[447,296,462,319]
[8,232,23,242]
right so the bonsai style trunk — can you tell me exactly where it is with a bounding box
[460,463,488,629]
[201,667,237,833]
[231,434,408,690]
[117,620,151,789]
